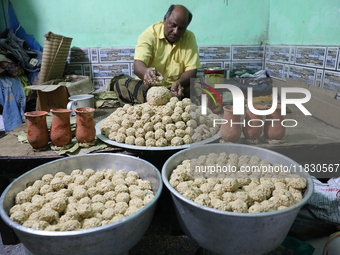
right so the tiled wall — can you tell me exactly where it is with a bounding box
[66,45,340,92]
[66,47,135,90]
[198,46,264,76]
[265,45,340,92]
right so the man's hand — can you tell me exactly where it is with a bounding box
[170,80,184,99]
[170,69,197,99]
[144,67,164,86]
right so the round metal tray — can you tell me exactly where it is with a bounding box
[95,118,221,151]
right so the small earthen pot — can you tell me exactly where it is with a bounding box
[264,104,286,140]
[220,105,242,143]
[74,107,96,143]
[24,111,49,149]
[243,104,266,140]
[50,109,72,146]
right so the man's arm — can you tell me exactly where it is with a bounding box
[133,60,148,81]
[134,60,163,85]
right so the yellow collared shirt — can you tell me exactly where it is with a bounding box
[134,21,201,88]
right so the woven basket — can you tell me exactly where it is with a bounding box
[39,32,73,83]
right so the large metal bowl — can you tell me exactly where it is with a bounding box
[0,153,163,255]
[162,143,314,255]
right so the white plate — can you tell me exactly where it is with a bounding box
[95,119,221,151]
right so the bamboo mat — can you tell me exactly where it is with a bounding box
[39,32,73,83]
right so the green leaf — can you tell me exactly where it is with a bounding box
[15,130,28,143]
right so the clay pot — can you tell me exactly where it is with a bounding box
[220,105,242,143]
[24,111,49,149]
[264,104,286,140]
[243,104,266,140]
[74,107,96,143]
[50,109,72,146]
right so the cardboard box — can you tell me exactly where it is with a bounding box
[25,32,95,112]
[26,75,94,111]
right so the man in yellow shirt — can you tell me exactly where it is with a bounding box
[114,4,201,104]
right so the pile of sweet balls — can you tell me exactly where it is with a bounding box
[9,168,154,231]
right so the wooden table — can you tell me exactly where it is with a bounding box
[1,106,340,245]
[2,105,340,183]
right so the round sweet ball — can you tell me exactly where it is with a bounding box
[146,86,172,106]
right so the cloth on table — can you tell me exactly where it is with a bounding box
[0,75,26,131]
[113,77,149,105]
[288,177,340,241]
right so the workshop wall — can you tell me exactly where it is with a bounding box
[265,0,340,91]
[2,0,339,47]
[268,0,340,46]
[1,0,270,47]
[1,0,339,92]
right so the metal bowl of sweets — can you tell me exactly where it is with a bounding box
[162,143,314,255]
[0,153,162,255]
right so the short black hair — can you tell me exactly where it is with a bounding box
[165,4,193,25]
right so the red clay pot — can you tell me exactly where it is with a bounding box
[243,104,266,140]
[74,107,96,143]
[24,111,49,149]
[220,105,242,143]
[264,104,286,140]
[50,109,72,146]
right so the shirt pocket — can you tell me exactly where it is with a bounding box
[167,60,184,82]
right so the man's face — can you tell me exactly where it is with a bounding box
[163,9,189,44]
